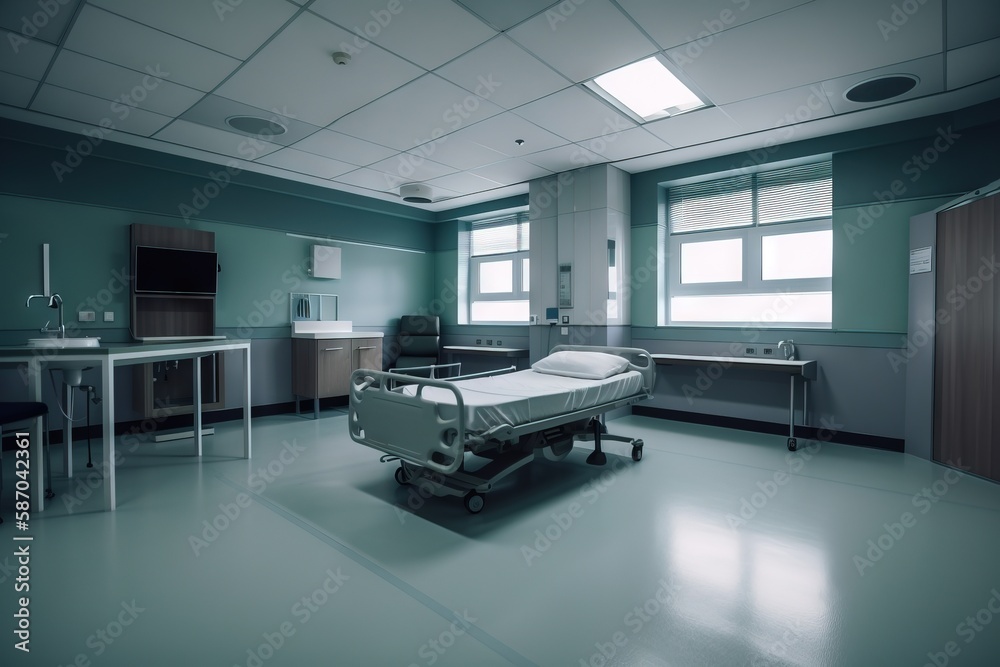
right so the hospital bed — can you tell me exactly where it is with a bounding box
[349,345,654,513]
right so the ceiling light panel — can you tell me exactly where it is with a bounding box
[64,5,241,92]
[46,51,205,118]
[216,11,423,127]
[591,57,706,120]
[0,28,56,79]
[507,0,658,83]
[309,0,495,70]
[435,36,569,110]
[87,0,297,60]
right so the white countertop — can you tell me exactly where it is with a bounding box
[291,331,384,339]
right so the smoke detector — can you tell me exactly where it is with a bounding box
[400,183,434,203]
[332,51,351,65]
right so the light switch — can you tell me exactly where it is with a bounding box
[104,311,115,322]
[560,327,568,335]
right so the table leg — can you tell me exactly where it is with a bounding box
[64,381,74,478]
[27,357,45,512]
[789,375,796,439]
[102,361,116,511]
[803,379,809,427]
[193,355,203,457]
[242,347,252,459]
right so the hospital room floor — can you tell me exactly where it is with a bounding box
[2,411,1000,666]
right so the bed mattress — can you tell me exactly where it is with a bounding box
[400,369,645,432]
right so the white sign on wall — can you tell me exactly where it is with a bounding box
[909,247,932,275]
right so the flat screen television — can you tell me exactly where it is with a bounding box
[134,245,218,295]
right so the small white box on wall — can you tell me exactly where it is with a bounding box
[312,245,341,279]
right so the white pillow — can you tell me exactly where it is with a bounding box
[531,350,629,380]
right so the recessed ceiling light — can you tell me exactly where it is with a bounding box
[844,74,919,103]
[588,56,707,122]
[225,115,287,137]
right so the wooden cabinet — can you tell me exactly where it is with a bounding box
[292,336,382,416]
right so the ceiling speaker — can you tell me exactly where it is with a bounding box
[400,183,434,203]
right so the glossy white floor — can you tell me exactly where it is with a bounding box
[2,411,1000,666]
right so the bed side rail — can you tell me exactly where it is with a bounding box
[549,344,656,395]
[349,369,468,475]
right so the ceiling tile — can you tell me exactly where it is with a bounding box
[452,0,556,31]
[88,0,297,60]
[821,55,944,114]
[64,5,240,92]
[309,0,495,70]
[153,118,283,159]
[290,128,396,166]
[644,107,744,147]
[333,167,400,194]
[368,153,458,183]
[180,94,319,146]
[448,111,568,156]
[665,0,944,106]
[947,0,1000,49]
[616,0,812,50]
[411,133,509,170]
[46,50,205,117]
[0,70,37,107]
[435,36,568,110]
[331,73,503,150]
[424,171,504,196]
[31,84,172,136]
[579,127,671,161]
[255,147,355,179]
[947,37,1000,90]
[721,84,834,132]
[513,87,636,142]
[215,11,423,127]
[0,27,56,79]
[521,143,604,172]
[470,158,552,185]
[0,0,82,46]
[507,0,658,82]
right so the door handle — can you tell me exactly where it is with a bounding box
[356,346,376,350]
[323,347,344,352]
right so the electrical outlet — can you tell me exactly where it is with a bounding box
[763,347,774,356]
[744,347,757,356]
[496,340,502,346]
[529,314,538,324]
[486,339,493,345]
[476,339,482,345]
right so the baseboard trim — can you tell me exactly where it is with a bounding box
[630,406,904,453]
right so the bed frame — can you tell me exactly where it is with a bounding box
[349,345,655,513]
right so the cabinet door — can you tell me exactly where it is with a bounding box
[352,338,382,372]
[317,340,351,397]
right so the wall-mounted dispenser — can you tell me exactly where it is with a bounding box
[311,245,341,279]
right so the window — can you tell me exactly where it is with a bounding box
[666,162,832,327]
[470,215,529,323]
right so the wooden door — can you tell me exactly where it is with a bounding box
[317,340,351,398]
[934,192,1000,480]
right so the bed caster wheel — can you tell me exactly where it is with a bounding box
[787,438,797,452]
[464,492,485,514]
[394,466,410,485]
[632,445,643,462]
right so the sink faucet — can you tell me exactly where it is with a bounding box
[777,339,796,361]
[26,293,65,338]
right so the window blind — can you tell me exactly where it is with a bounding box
[757,162,832,224]
[667,174,753,234]
[471,215,530,256]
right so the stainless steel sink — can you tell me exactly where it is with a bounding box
[26,337,100,348]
